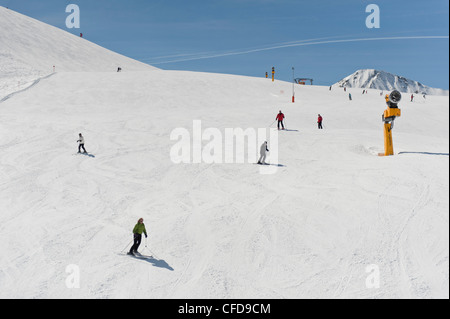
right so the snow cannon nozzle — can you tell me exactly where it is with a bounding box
[388,90,402,107]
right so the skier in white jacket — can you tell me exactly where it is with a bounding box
[77,133,87,154]
[257,141,269,165]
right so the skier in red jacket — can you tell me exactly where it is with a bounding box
[276,111,285,130]
[317,114,323,129]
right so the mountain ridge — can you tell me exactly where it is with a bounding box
[0,5,157,100]
[334,69,449,96]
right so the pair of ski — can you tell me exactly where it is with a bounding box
[74,152,95,158]
[255,162,285,167]
[122,252,153,260]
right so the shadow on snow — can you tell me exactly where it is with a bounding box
[128,254,174,271]
[399,151,449,156]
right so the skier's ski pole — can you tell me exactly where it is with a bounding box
[269,120,276,127]
[143,237,151,255]
[121,238,133,253]
[144,238,158,259]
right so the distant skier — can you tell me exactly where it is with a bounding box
[411,94,414,102]
[317,114,323,129]
[276,110,285,130]
[128,218,148,255]
[77,133,87,154]
[257,141,269,165]
[348,93,352,101]
[117,67,122,72]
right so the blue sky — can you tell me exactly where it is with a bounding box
[1,0,449,88]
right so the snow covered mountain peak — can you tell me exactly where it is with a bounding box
[334,69,449,96]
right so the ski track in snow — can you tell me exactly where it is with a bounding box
[0,73,56,103]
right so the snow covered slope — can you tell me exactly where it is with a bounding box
[0,70,448,299]
[0,6,156,100]
[0,6,448,300]
[335,69,449,96]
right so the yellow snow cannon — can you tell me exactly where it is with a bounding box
[379,90,402,156]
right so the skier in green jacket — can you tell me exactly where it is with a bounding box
[128,218,148,255]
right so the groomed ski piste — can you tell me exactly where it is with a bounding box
[0,6,448,299]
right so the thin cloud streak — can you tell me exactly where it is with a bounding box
[146,36,449,65]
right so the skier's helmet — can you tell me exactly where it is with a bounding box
[389,90,402,104]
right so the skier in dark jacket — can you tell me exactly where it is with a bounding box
[128,218,148,255]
